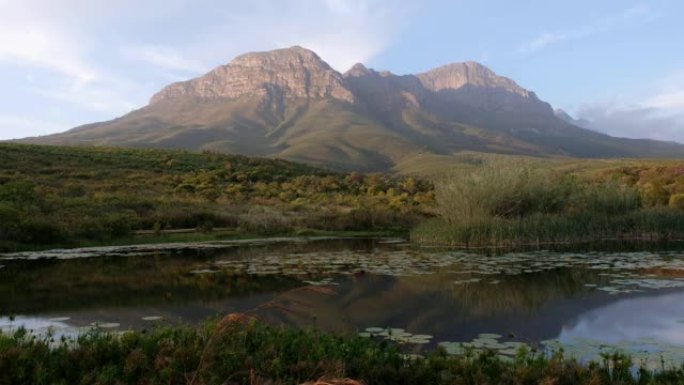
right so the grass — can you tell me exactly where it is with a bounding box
[2,318,684,385]
[412,209,684,247]
[411,159,684,247]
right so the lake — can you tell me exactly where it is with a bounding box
[2,237,684,369]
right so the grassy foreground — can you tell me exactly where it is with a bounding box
[2,318,684,385]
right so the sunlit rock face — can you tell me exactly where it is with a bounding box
[150,46,354,105]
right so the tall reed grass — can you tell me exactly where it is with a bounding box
[414,161,683,247]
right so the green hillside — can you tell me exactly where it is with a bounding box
[0,143,434,251]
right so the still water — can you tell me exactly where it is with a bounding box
[2,237,684,368]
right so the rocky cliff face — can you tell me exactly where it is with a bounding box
[416,62,553,117]
[150,46,354,105]
[150,46,550,117]
[416,62,529,95]
[343,63,425,114]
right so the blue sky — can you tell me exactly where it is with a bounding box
[0,0,683,142]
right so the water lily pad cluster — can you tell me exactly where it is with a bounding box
[212,249,460,277]
[438,333,529,359]
[359,327,434,345]
[205,248,684,281]
[178,246,684,300]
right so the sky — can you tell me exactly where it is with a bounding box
[0,0,683,142]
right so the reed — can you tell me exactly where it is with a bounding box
[414,161,684,247]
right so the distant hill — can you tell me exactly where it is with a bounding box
[20,46,684,171]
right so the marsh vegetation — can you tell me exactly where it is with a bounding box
[412,160,684,247]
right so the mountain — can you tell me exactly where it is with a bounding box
[21,46,684,171]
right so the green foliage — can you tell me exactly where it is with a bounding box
[0,144,434,251]
[1,321,683,385]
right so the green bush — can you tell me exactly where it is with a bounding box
[17,217,64,244]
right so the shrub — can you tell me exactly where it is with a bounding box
[669,193,684,210]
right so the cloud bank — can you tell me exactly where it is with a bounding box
[576,69,684,143]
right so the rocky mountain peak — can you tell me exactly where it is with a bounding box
[344,62,374,78]
[229,46,327,69]
[150,46,354,105]
[416,61,532,98]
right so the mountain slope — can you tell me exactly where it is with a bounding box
[22,46,684,171]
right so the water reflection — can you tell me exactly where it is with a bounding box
[2,238,684,365]
[560,291,684,345]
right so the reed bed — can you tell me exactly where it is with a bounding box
[412,160,684,247]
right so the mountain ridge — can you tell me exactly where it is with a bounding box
[20,46,684,171]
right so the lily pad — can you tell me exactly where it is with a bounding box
[478,333,502,339]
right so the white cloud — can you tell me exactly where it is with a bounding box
[517,3,660,54]
[646,91,684,111]
[576,69,684,143]
[578,103,684,143]
[121,45,206,75]
[0,12,97,83]
[184,0,410,72]
[0,0,409,139]
[519,32,567,55]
